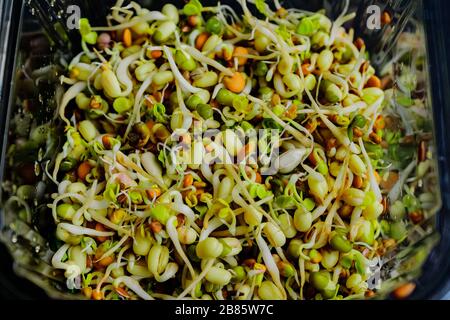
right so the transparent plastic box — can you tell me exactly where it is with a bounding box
[0,0,449,299]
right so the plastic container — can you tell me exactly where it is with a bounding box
[0,0,449,299]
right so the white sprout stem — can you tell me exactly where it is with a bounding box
[92,11,167,31]
[124,71,155,139]
[181,45,234,76]
[255,227,287,299]
[177,258,215,300]
[116,51,142,97]
[166,216,196,279]
[388,159,417,202]
[59,81,87,126]
[58,223,115,236]
[358,138,382,201]
[162,46,201,94]
[199,217,224,241]
[96,235,130,262]
[113,276,155,300]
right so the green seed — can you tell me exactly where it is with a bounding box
[79,120,99,142]
[362,87,384,105]
[75,93,90,110]
[205,266,231,286]
[390,221,407,241]
[254,33,270,53]
[255,61,268,77]
[192,71,218,88]
[60,157,77,171]
[232,266,246,282]
[296,17,315,36]
[57,203,81,220]
[258,281,284,300]
[278,213,297,239]
[330,234,352,253]
[150,203,172,225]
[325,83,343,103]
[294,208,312,232]
[205,16,223,35]
[175,50,197,71]
[196,103,213,119]
[346,273,362,289]
[390,200,406,221]
[310,271,330,290]
[303,198,316,211]
[318,49,334,71]
[113,97,132,114]
[153,70,174,86]
[287,239,303,258]
[216,88,236,106]
[153,21,177,43]
[259,86,274,101]
[135,62,156,81]
[304,74,317,91]
[353,115,367,128]
[196,237,223,259]
[16,185,36,201]
[162,3,179,23]
[321,250,339,269]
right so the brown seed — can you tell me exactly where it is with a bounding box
[305,120,318,133]
[381,76,393,89]
[339,269,349,279]
[402,135,415,145]
[122,28,132,47]
[381,11,392,25]
[195,32,209,50]
[82,287,93,299]
[301,63,311,76]
[193,181,207,188]
[183,174,194,188]
[115,287,130,298]
[352,175,364,189]
[383,238,396,249]
[276,7,288,17]
[177,214,186,226]
[308,152,318,166]
[188,15,199,27]
[77,161,92,181]
[338,204,353,219]
[359,61,369,73]
[392,283,416,299]
[380,171,399,190]
[117,193,128,206]
[243,258,256,268]
[418,140,426,162]
[354,37,365,50]
[326,137,337,150]
[182,70,191,81]
[369,132,382,144]
[96,255,114,268]
[92,289,103,300]
[365,290,376,298]
[95,223,109,243]
[271,93,281,106]
[150,220,163,233]
[146,188,161,199]
[352,127,364,138]
[409,211,424,224]
[365,75,382,88]
[150,50,162,59]
[381,196,388,215]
